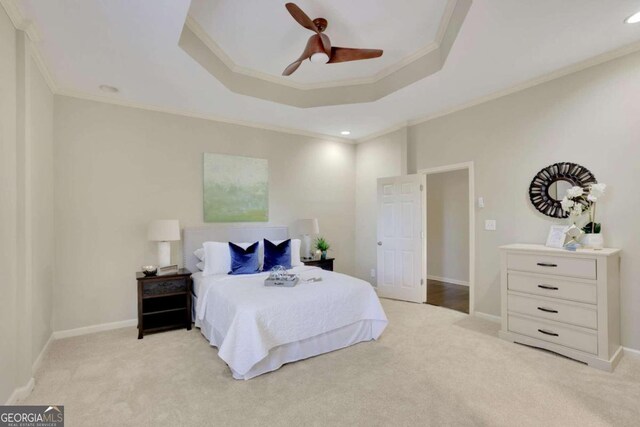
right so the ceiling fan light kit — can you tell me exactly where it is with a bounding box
[282,3,383,76]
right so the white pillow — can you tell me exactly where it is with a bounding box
[272,239,302,267]
[202,242,230,276]
[194,248,205,261]
[196,261,205,271]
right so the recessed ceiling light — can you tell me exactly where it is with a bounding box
[99,84,119,93]
[340,131,351,136]
[625,11,640,24]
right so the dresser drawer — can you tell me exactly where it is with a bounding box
[507,293,597,329]
[142,278,188,297]
[508,314,598,354]
[508,273,596,304]
[507,253,596,280]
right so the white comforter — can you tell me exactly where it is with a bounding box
[195,266,387,377]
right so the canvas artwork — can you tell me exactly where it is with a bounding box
[203,153,268,222]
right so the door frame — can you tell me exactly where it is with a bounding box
[418,162,475,315]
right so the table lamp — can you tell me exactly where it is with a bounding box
[148,220,180,267]
[297,218,319,260]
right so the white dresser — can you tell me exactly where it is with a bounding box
[499,244,621,371]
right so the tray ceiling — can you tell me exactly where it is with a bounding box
[9,0,640,139]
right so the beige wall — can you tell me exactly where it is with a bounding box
[354,128,406,284]
[0,8,55,403]
[29,54,55,365]
[426,170,469,284]
[0,6,19,403]
[53,96,356,331]
[406,50,640,350]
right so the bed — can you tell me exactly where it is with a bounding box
[184,226,388,380]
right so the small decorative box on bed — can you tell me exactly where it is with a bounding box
[264,266,299,287]
[136,268,192,339]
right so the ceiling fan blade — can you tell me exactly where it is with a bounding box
[282,60,303,76]
[327,47,383,64]
[282,36,316,76]
[319,33,332,56]
[285,3,317,33]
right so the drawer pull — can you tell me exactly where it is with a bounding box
[538,328,559,337]
[536,262,558,267]
[537,306,558,314]
[537,284,559,290]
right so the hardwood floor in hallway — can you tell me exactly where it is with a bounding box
[426,279,469,314]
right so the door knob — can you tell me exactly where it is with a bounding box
[377,241,382,246]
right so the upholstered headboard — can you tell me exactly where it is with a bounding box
[182,226,289,273]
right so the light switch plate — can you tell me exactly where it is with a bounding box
[478,197,485,208]
[370,269,376,278]
[485,220,497,231]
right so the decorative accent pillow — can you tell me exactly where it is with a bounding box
[194,248,205,261]
[202,241,231,276]
[228,242,260,275]
[196,261,205,271]
[273,239,302,267]
[263,239,292,271]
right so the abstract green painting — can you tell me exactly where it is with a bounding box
[203,153,268,222]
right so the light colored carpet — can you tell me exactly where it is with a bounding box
[22,299,640,426]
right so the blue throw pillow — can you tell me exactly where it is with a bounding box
[263,239,292,271]
[228,242,260,275]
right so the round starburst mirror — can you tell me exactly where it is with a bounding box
[528,162,597,218]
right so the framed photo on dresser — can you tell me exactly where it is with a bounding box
[545,225,567,248]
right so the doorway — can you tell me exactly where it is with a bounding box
[420,163,474,315]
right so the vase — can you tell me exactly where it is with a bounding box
[321,251,327,260]
[581,233,604,249]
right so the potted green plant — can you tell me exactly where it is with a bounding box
[314,237,331,260]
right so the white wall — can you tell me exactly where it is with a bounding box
[53,96,356,331]
[406,50,640,350]
[426,170,469,284]
[354,128,406,284]
[0,8,55,403]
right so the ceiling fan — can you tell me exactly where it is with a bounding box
[282,3,384,76]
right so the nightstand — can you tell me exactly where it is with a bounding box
[303,257,334,271]
[136,268,192,339]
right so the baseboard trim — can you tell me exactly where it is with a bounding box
[32,333,54,375]
[5,377,34,405]
[474,311,501,323]
[623,346,640,359]
[427,275,469,287]
[53,318,137,339]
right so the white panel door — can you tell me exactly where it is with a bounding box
[376,175,426,303]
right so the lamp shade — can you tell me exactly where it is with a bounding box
[297,218,319,235]
[148,220,180,241]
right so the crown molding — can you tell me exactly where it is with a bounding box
[185,0,459,91]
[56,88,353,144]
[357,39,640,143]
[356,121,409,144]
[1,0,39,41]
[1,0,57,93]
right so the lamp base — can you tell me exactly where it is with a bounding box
[157,241,171,267]
[302,234,312,260]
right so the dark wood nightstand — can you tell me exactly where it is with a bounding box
[303,257,334,271]
[136,268,192,339]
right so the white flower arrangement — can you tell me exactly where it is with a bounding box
[561,183,607,233]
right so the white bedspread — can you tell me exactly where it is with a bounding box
[195,266,387,377]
